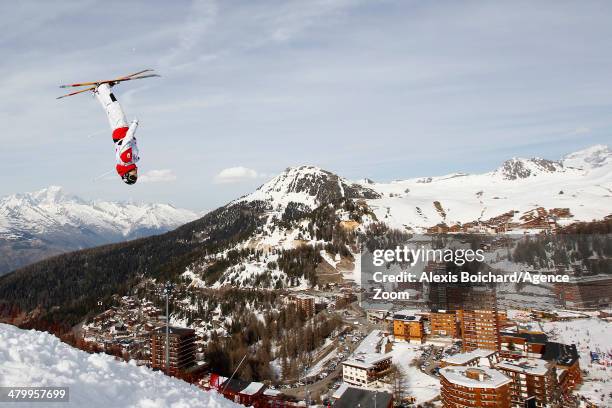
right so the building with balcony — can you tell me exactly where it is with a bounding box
[289,294,316,317]
[392,310,425,343]
[150,326,196,376]
[440,366,512,408]
[430,309,460,337]
[495,359,560,407]
[459,288,501,352]
[500,330,548,360]
[342,353,393,387]
[440,349,499,368]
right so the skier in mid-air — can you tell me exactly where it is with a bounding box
[57,70,159,185]
[94,83,139,184]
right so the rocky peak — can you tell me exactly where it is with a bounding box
[495,157,563,180]
[243,165,380,209]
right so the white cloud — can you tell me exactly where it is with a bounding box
[139,169,177,183]
[214,166,260,184]
[571,127,591,135]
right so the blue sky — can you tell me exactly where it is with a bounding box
[1,0,611,211]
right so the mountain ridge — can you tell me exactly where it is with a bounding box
[0,145,610,328]
[0,186,198,274]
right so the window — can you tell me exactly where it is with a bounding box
[110,93,117,102]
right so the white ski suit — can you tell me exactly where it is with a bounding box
[94,83,140,177]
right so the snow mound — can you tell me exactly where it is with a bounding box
[0,323,238,408]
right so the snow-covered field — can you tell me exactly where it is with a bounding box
[0,324,238,408]
[389,341,440,404]
[537,318,612,407]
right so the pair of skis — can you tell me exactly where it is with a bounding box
[56,69,160,99]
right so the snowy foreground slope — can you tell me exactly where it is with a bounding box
[0,324,238,408]
[0,186,198,274]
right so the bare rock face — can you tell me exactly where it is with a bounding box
[496,158,563,180]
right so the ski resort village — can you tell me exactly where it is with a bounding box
[1,146,611,407]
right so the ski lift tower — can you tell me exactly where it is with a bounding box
[163,281,174,374]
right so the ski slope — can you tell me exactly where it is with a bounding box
[0,323,238,408]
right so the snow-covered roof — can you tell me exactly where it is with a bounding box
[332,383,350,399]
[263,388,281,397]
[440,366,511,389]
[352,329,385,354]
[495,359,549,376]
[442,349,497,365]
[239,382,264,396]
[393,310,422,322]
[343,352,392,369]
[342,329,392,369]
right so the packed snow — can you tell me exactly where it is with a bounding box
[0,323,238,408]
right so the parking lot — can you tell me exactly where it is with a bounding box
[416,342,462,377]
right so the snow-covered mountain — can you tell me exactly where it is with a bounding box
[178,145,611,288]
[365,144,612,231]
[241,165,380,210]
[1,145,611,326]
[0,323,238,408]
[233,144,612,242]
[0,186,198,275]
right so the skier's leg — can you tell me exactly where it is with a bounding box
[94,83,129,141]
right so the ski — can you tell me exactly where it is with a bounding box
[59,69,156,88]
[56,86,96,100]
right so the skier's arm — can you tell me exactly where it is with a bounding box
[123,119,139,144]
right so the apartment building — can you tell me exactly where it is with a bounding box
[554,275,612,309]
[150,326,196,376]
[430,309,460,338]
[541,342,582,392]
[392,310,425,343]
[440,366,512,408]
[440,349,499,368]
[495,359,560,407]
[289,294,316,317]
[342,353,393,387]
[460,288,501,352]
[499,330,548,360]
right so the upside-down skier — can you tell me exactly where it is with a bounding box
[95,83,140,184]
[56,70,159,185]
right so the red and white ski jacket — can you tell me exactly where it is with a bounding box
[94,83,140,177]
